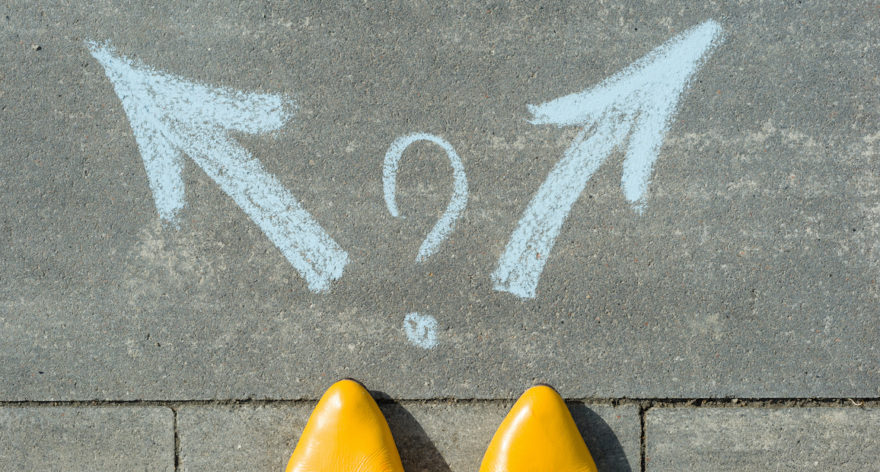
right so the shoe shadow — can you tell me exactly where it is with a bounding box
[373,392,453,472]
[567,403,634,472]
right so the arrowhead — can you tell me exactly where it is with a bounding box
[87,42,293,135]
[528,21,722,127]
[527,20,723,209]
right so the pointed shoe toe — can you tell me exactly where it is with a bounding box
[479,385,598,472]
[286,379,404,472]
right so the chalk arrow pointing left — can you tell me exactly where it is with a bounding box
[88,42,348,293]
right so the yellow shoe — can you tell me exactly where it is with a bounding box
[285,379,404,472]
[479,385,598,472]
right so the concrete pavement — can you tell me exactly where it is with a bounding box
[1,1,878,470]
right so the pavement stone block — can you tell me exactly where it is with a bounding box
[0,406,174,472]
[178,404,305,472]
[179,401,639,471]
[646,407,880,471]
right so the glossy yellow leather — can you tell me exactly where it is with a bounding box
[285,379,404,472]
[479,385,598,472]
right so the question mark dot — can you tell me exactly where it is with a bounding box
[404,312,438,349]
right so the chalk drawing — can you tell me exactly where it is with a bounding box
[383,133,468,262]
[493,20,723,299]
[87,42,348,293]
[403,312,438,349]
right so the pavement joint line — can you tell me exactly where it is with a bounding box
[639,403,649,472]
[172,407,180,472]
[0,398,877,408]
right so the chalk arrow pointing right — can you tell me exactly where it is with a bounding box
[88,42,348,293]
[493,20,724,299]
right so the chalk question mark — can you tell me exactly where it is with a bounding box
[383,133,468,349]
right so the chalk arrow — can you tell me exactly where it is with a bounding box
[493,20,723,299]
[88,42,348,293]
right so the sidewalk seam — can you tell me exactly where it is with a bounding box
[172,406,180,472]
[639,403,649,472]
[0,397,876,407]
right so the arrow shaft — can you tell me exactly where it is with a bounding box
[176,126,348,293]
[492,116,630,299]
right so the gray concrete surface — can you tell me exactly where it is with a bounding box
[5,2,878,470]
[178,401,639,472]
[646,407,880,471]
[0,406,174,471]
[1,1,878,403]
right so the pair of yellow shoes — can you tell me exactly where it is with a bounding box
[286,379,598,472]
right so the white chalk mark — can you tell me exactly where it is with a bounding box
[494,20,723,299]
[88,41,348,293]
[403,312,438,349]
[383,133,468,262]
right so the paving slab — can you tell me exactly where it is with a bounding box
[0,406,174,471]
[179,401,639,472]
[646,407,880,471]
[1,1,879,401]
